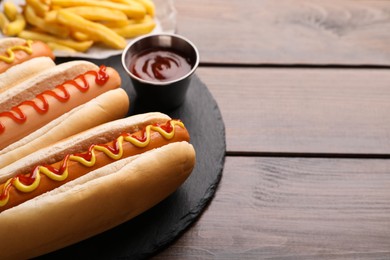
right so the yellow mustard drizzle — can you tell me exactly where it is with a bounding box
[70,137,125,166]
[0,39,33,63]
[0,120,185,207]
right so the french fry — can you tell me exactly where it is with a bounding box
[47,6,128,23]
[18,30,94,52]
[43,10,57,23]
[47,41,77,52]
[110,0,154,16]
[0,2,26,36]
[101,19,131,28]
[112,15,155,38]
[135,0,155,16]
[26,0,50,18]
[24,5,70,38]
[1,0,157,52]
[0,13,9,33]
[56,9,127,49]
[3,13,26,36]
[3,2,18,21]
[51,0,146,19]
[70,31,90,42]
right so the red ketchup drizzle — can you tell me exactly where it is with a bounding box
[158,120,174,133]
[73,139,122,162]
[0,154,70,200]
[0,182,12,200]
[74,145,95,162]
[101,139,121,155]
[41,155,70,176]
[0,65,109,134]
[16,172,37,186]
[130,129,147,142]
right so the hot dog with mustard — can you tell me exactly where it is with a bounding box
[0,112,196,260]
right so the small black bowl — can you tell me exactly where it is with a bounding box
[121,33,199,112]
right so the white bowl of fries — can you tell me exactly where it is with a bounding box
[0,0,176,58]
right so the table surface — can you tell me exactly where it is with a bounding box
[151,0,390,259]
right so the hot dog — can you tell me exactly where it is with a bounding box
[0,37,54,73]
[0,59,99,112]
[0,112,195,259]
[0,60,122,150]
[0,38,56,93]
[0,88,130,168]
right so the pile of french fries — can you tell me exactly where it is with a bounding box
[0,0,156,52]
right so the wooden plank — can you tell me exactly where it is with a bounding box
[196,67,390,155]
[174,0,390,65]
[152,156,390,259]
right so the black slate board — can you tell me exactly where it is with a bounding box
[35,56,226,259]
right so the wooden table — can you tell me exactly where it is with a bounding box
[152,0,390,258]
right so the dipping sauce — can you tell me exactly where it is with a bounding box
[129,48,192,83]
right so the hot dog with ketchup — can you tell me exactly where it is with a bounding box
[0,88,130,168]
[0,112,195,259]
[0,60,122,151]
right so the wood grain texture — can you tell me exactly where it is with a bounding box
[174,0,390,65]
[152,156,390,259]
[196,67,390,155]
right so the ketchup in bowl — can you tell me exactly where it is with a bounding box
[122,33,199,111]
[129,48,192,83]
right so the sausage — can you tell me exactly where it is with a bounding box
[0,64,121,150]
[0,118,189,212]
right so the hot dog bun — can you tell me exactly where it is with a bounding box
[0,61,122,150]
[0,88,130,168]
[0,56,56,93]
[0,37,54,73]
[0,141,195,260]
[0,112,195,259]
